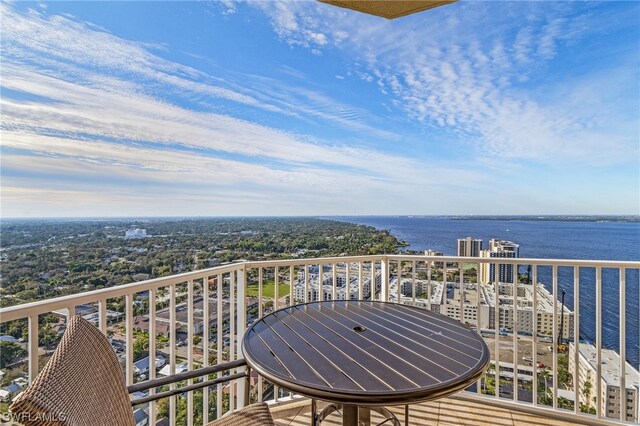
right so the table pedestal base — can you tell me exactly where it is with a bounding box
[312,401,401,426]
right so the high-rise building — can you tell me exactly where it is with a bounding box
[457,237,482,257]
[480,239,520,283]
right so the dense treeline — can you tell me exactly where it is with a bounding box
[0,218,405,307]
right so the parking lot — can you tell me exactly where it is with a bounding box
[482,333,556,369]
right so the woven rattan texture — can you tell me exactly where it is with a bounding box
[11,316,135,426]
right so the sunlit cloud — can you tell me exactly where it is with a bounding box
[254,0,639,165]
[1,1,638,217]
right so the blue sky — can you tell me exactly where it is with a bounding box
[1,1,639,217]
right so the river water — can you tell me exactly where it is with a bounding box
[330,216,640,367]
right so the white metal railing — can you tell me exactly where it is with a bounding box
[0,255,638,425]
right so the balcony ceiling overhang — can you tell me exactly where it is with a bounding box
[318,0,457,19]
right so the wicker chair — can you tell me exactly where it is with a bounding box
[10,316,273,426]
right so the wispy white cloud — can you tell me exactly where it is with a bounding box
[253,1,639,166]
[1,2,491,217]
[1,1,391,136]
[1,1,638,217]
[1,63,407,173]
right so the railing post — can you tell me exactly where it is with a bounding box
[148,288,157,426]
[512,263,518,404]
[380,257,389,302]
[169,284,176,425]
[236,267,247,408]
[619,267,626,422]
[358,262,364,300]
[125,293,134,386]
[289,265,295,306]
[229,271,236,409]
[573,266,580,415]
[304,264,310,303]
[552,265,558,410]
[187,280,194,426]
[532,265,539,407]
[595,266,602,418]
[202,278,210,426]
[27,315,39,383]
[216,274,223,418]
[98,299,107,334]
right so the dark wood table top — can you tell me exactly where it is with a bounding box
[242,301,490,405]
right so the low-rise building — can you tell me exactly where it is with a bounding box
[569,342,639,422]
[125,228,147,239]
[293,272,378,302]
[399,279,431,298]
[0,377,28,402]
[443,285,491,329]
[483,283,573,338]
[424,250,445,267]
[133,354,166,376]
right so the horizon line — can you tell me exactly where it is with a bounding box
[1,214,639,221]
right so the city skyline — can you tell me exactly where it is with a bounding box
[1,1,639,217]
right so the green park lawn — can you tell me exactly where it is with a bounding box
[246,282,290,298]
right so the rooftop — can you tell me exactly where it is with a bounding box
[576,343,640,390]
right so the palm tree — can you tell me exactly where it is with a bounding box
[583,380,592,408]
[483,362,496,395]
[540,368,551,403]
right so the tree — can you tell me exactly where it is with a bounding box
[582,380,593,409]
[133,336,149,362]
[558,396,573,410]
[540,368,551,403]
[580,403,596,414]
[0,341,27,368]
[557,353,571,387]
[39,323,60,350]
[482,363,496,395]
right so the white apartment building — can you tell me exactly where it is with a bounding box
[569,343,639,422]
[488,283,573,338]
[399,279,432,297]
[125,228,147,239]
[293,273,373,302]
[394,279,571,337]
[424,249,445,267]
[396,279,444,302]
[443,285,491,329]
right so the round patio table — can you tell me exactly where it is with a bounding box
[242,300,490,426]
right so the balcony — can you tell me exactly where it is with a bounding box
[268,396,590,425]
[1,255,638,425]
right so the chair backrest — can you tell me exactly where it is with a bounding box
[10,316,135,426]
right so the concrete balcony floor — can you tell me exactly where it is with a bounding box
[270,396,590,426]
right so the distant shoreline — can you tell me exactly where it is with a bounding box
[1,215,638,224]
[326,215,640,223]
[448,215,640,223]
